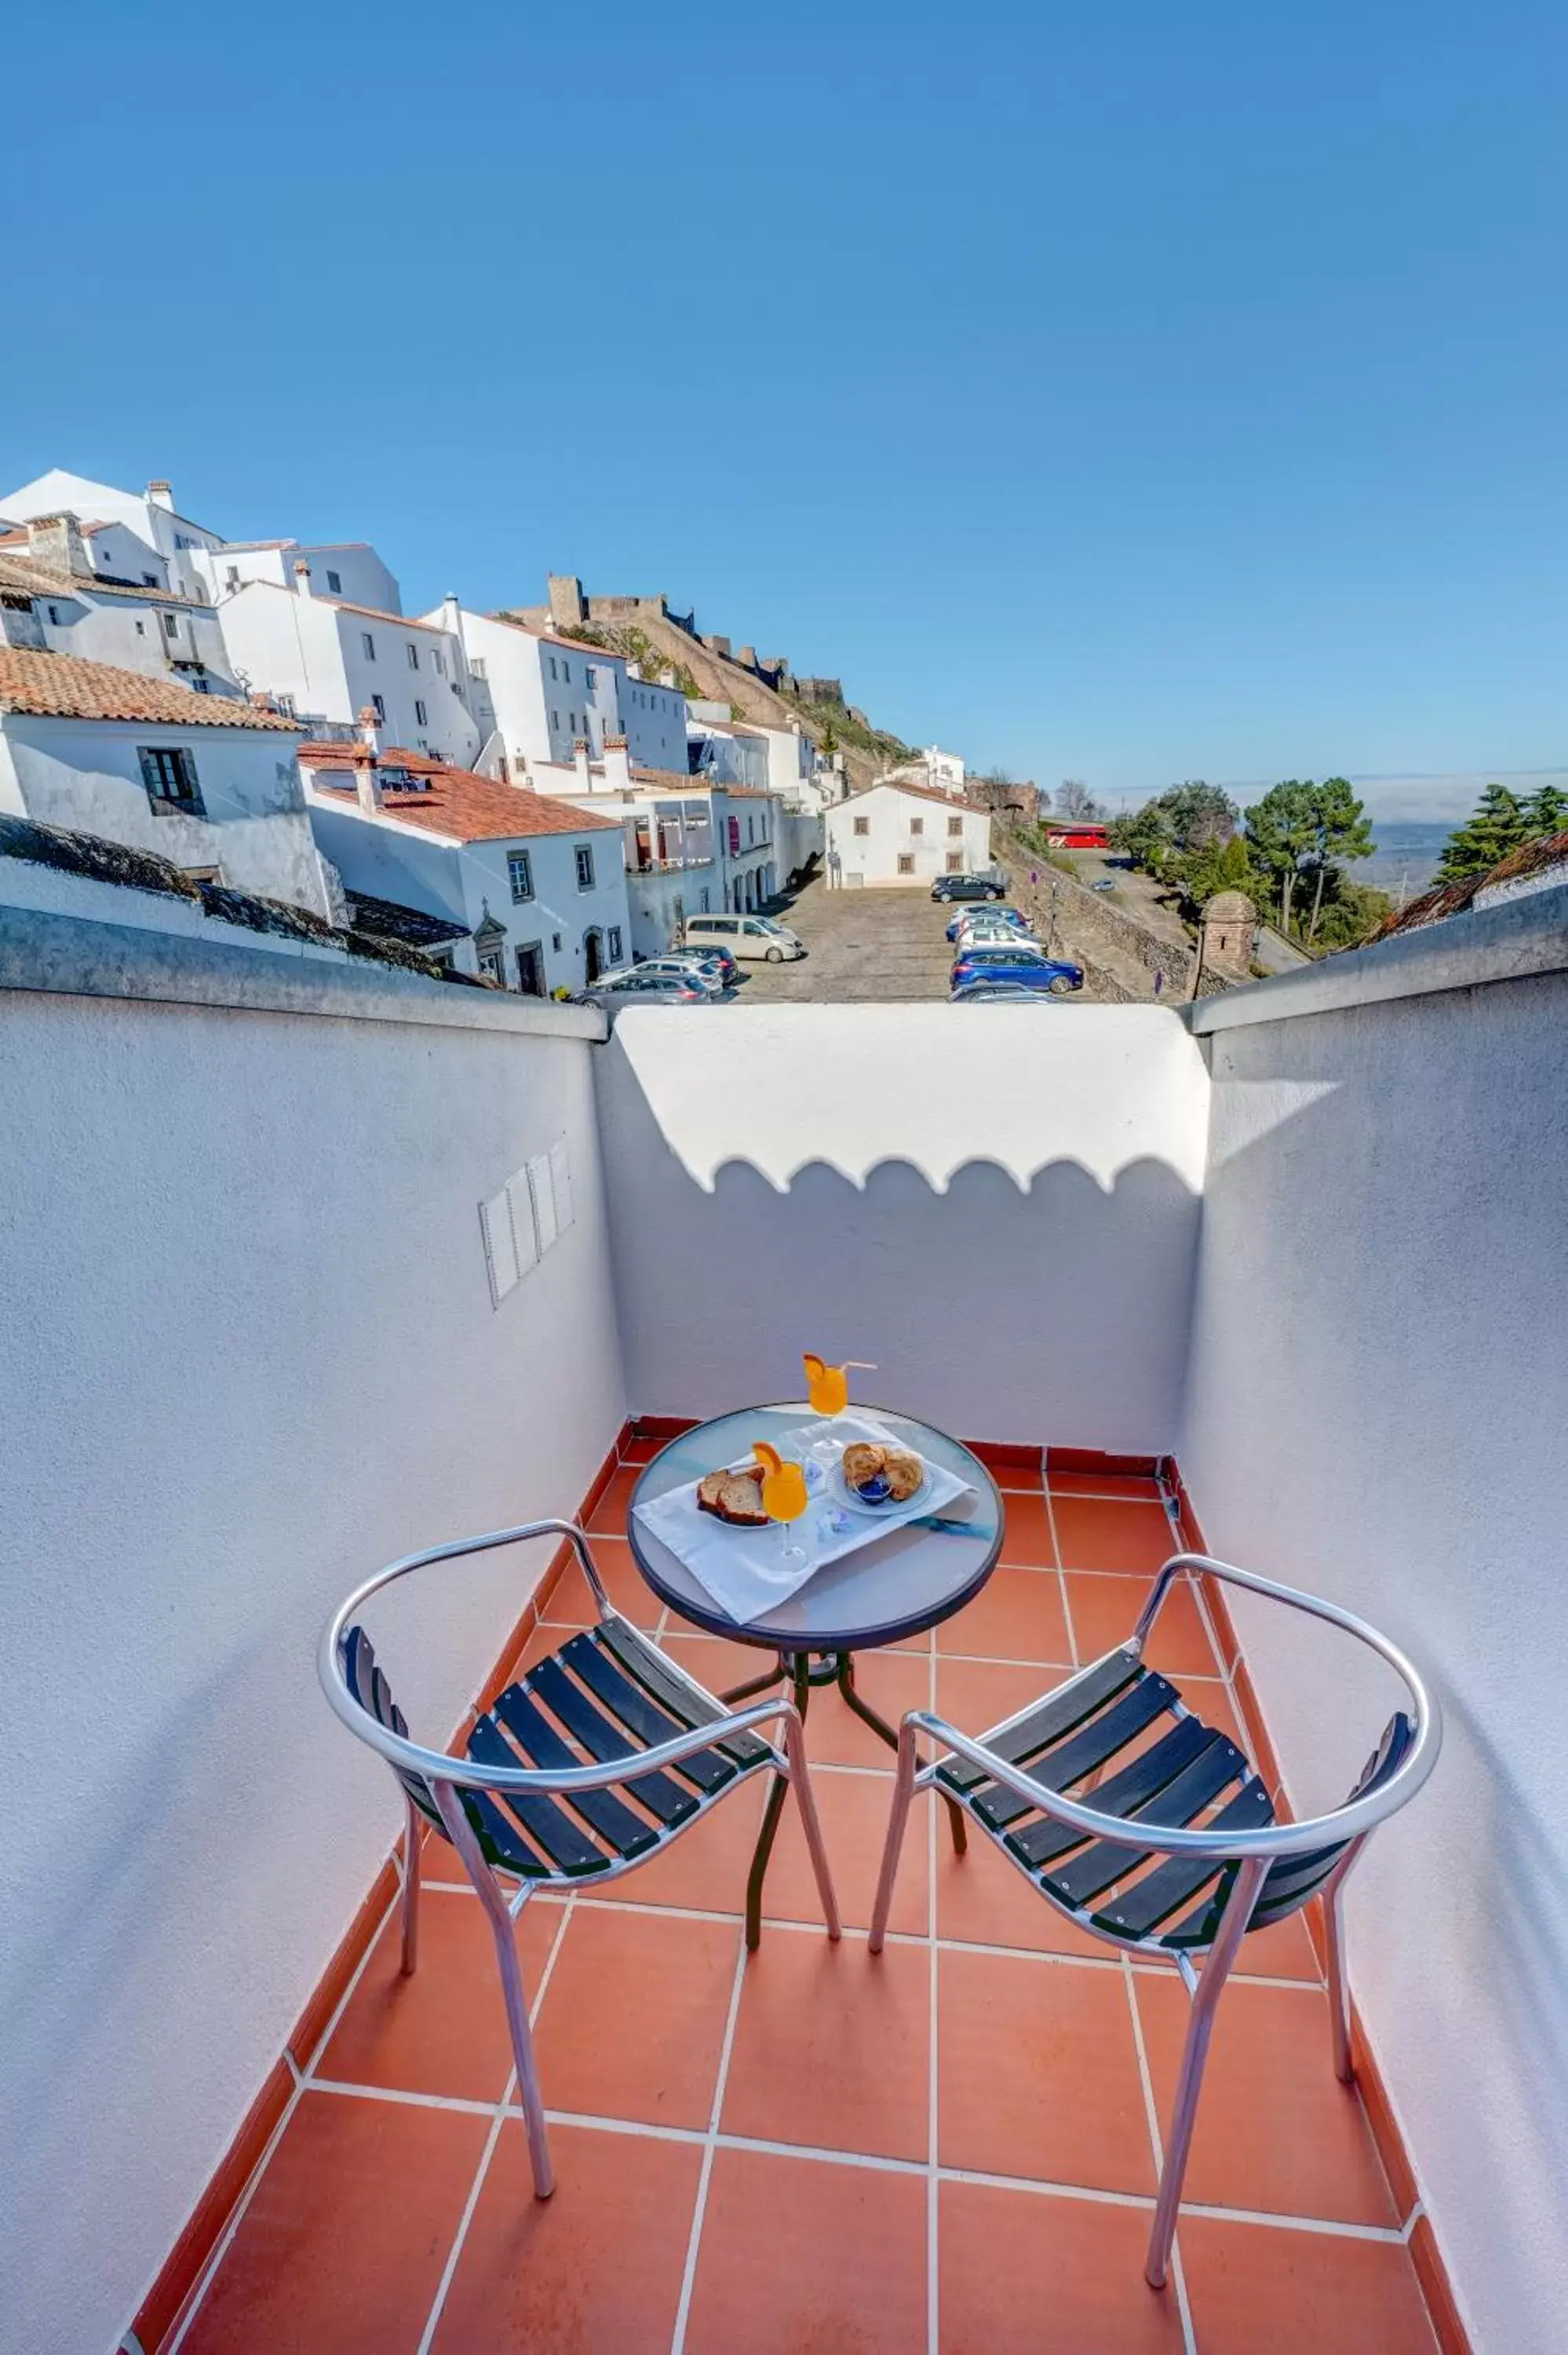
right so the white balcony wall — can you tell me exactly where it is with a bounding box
[1179,904,1568,2355]
[0,926,625,2355]
[595,1002,1209,1448]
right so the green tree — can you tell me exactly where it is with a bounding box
[1522,780,1568,838]
[1435,784,1529,882]
[1310,874,1393,949]
[1160,780,1238,852]
[1242,780,1318,930]
[1302,776,1376,942]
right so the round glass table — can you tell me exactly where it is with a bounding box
[626,1403,1004,1913]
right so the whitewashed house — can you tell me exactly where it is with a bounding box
[426,606,687,779]
[219,569,480,765]
[886,743,966,795]
[0,469,225,600]
[826,777,991,888]
[528,737,788,929]
[0,515,236,692]
[197,538,403,615]
[0,646,330,916]
[301,739,629,995]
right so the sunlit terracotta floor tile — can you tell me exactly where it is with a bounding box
[938,1948,1155,2192]
[721,1930,930,2161]
[1231,1908,1322,1984]
[799,1647,931,1767]
[180,2089,488,2355]
[997,1491,1056,1565]
[685,2147,927,2354]
[1180,2214,1439,2353]
[582,1772,764,1916]
[935,1652,1066,1735]
[936,1567,1073,1664]
[1135,1974,1399,2224]
[939,2180,1184,2353]
[431,2118,702,2353]
[763,1762,928,1936]
[537,1537,662,1628]
[317,1887,562,2101]
[1063,1571,1221,1677]
[533,1904,739,2130]
[1052,1496,1177,1572]
[585,1462,640,1532]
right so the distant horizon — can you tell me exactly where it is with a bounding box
[1093,768,1568,824]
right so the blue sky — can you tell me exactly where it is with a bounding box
[3,1,1564,810]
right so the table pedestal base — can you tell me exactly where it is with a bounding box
[729,1648,967,1948]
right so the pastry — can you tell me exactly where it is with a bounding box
[842,1441,887,1488]
[881,1448,924,1501]
[697,1468,771,1527]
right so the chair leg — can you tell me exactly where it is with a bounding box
[1145,1856,1267,2289]
[869,1718,921,1955]
[1320,1843,1369,2084]
[434,1781,556,2200]
[400,1793,422,1977]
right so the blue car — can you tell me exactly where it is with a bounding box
[945,904,1029,942]
[950,947,1083,995]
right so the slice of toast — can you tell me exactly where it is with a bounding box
[697,1467,770,1526]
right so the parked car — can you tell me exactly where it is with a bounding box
[683,912,805,962]
[950,915,1034,949]
[634,953,731,993]
[951,976,1070,1002]
[950,947,1083,994]
[932,871,1008,904]
[574,966,729,1011]
[946,904,1029,941]
[1090,878,1117,893]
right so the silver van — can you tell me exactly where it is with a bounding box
[682,912,805,963]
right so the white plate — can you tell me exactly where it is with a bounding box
[833,1458,931,1515]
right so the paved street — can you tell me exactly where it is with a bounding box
[742,872,967,1001]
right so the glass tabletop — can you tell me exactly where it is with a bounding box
[625,1403,1003,1652]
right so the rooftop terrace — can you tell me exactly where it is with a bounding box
[2,884,1563,2353]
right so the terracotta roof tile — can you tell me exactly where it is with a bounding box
[841,776,977,812]
[0,550,202,608]
[0,647,303,730]
[302,745,622,842]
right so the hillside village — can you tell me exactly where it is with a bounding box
[0,465,1040,999]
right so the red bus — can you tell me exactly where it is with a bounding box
[1045,822,1110,849]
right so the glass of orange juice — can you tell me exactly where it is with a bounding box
[754,1441,809,1565]
[804,1353,875,1416]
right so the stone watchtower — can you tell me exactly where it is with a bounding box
[1197,890,1257,983]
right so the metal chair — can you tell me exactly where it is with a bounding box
[319,1518,841,2200]
[869,1550,1440,2287]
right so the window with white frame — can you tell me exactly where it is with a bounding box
[406,644,419,669]
[852,815,870,835]
[551,710,560,730]
[414,699,428,725]
[948,814,964,837]
[607,925,622,962]
[946,851,964,871]
[897,853,915,874]
[326,569,342,593]
[161,612,180,639]
[561,661,571,682]
[549,655,558,680]
[585,666,597,688]
[361,631,376,660]
[371,693,385,721]
[508,850,534,901]
[910,815,924,835]
[574,843,595,890]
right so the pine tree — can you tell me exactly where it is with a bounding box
[1522,780,1568,838]
[1304,777,1375,941]
[1435,785,1529,883]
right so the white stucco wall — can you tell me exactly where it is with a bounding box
[1179,959,1568,2353]
[221,585,478,764]
[0,940,625,2355]
[595,1002,1209,1444]
[827,782,990,886]
[198,542,402,615]
[0,711,330,917]
[24,578,234,692]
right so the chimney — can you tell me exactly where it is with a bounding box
[441,592,463,643]
[147,480,175,512]
[27,513,92,577]
[294,557,313,599]
[573,736,593,789]
[603,734,631,791]
[738,645,757,670]
[350,745,384,814]
[358,703,387,757]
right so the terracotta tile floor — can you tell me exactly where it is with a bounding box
[170,1455,1442,2353]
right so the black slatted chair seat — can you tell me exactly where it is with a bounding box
[448,1617,775,1881]
[933,1643,1414,1957]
